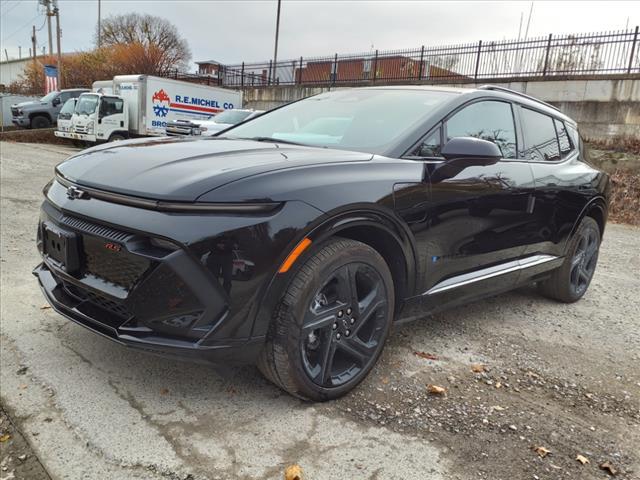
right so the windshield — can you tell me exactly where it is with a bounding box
[213,110,252,125]
[40,91,58,102]
[75,95,99,115]
[221,89,454,153]
[60,98,76,115]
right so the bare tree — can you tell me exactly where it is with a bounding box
[98,13,191,74]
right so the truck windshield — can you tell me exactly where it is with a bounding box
[40,91,58,102]
[60,99,76,115]
[221,89,455,154]
[212,110,252,125]
[75,95,99,116]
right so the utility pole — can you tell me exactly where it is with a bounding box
[271,0,281,85]
[19,46,22,59]
[39,0,54,55]
[97,0,101,48]
[32,25,37,63]
[54,0,62,88]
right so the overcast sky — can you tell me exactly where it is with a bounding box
[2,0,639,69]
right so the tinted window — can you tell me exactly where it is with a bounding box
[554,119,572,157]
[445,101,517,158]
[57,92,71,103]
[521,108,560,161]
[100,97,124,116]
[412,127,441,157]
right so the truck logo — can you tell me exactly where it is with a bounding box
[152,89,170,117]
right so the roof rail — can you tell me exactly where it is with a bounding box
[478,85,560,112]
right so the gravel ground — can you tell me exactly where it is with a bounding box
[1,141,638,480]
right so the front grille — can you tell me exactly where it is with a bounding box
[63,281,132,320]
[11,107,19,116]
[61,215,130,242]
[83,236,150,290]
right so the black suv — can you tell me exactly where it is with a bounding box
[34,85,609,401]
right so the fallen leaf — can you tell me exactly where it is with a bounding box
[599,461,618,476]
[160,388,169,395]
[471,363,486,373]
[585,393,594,399]
[284,464,303,480]
[0,434,10,443]
[40,305,51,310]
[381,376,390,384]
[576,454,590,465]
[19,384,27,390]
[427,384,446,395]
[491,405,505,411]
[414,351,438,360]
[533,446,551,457]
[495,381,502,389]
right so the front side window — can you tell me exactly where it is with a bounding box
[411,127,441,158]
[99,97,124,117]
[521,108,560,161]
[445,101,517,158]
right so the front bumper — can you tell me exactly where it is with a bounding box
[55,130,97,142]
[12,116,29,127]
[34,180,323,364]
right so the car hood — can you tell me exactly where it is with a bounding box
[56,136,373,202]
[12,100,46,109]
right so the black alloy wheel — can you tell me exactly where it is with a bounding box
[258,238,395,401]
[301,262,389,388]
[538,216,600,303]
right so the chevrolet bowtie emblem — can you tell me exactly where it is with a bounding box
[66,186,88,200]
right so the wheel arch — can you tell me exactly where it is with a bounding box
[250,206,418,339]
[565,196,608,254]
[28,111,52,122]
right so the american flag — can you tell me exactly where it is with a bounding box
[44,65,58,94]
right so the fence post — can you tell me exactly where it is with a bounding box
[298,56,303,84]
[417,45,425,80]
[332,53,338,85]
[372,50,379,83]
[240,62,245,88]
[542,33,553,76]
[268,60,272,85]
[628,26,639,74]
[474,41,482,80]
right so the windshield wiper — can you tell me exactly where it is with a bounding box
[239,136,305,146]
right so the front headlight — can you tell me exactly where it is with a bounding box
[17,109,23,116]
[86,121,94,133]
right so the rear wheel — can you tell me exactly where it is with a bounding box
[538,216,600,303]
[258,238,394,401]
[30,115,51,129]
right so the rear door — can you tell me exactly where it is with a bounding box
[416,99,537,302]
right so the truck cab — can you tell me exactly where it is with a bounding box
[55,92,128,143]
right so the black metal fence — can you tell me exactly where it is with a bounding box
[186,27,640,88]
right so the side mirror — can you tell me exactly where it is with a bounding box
[441,137,502,163]
[52,97,61,106]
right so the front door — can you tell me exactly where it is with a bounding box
[414,100,537,307]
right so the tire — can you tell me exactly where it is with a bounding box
[108,133,126,142]
[258,238,395,401]
[30,115,51,129]
[538,216,600,303]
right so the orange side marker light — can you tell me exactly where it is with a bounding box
[278,238,312,273]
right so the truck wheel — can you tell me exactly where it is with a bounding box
[258,238,395,401]
[30,116,51,129]
[108,133,126,142]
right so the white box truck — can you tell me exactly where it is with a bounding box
[55,74,242,143]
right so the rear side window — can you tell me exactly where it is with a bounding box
[445,101,517,158]
[521,108,560,161]
[554,119,573,157]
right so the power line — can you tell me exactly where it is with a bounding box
[2,12,42,43]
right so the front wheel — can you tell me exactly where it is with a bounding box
[258,238,394,401]
[108,133,126,142]
[538,216,601,303]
